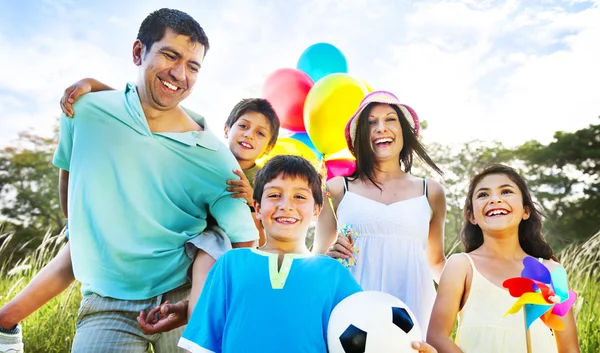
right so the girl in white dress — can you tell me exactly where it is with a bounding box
[313,91,447,336]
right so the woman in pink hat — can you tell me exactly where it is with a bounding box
[314,90,447,337]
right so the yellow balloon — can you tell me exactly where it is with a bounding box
[361,79,374,93]
[256,137,319,167]
[304,73,368,155]
[324,147,355,162]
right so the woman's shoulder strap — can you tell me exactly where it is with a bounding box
[462,252,475,268]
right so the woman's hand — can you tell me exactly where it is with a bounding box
[326,231,353,259]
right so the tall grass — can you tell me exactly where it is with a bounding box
[1,229,599,352]
[0,230,80,353]
[558,232,600,352]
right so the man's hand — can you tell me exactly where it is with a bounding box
[227,170,254,205]
[412,341,438,353]
[136,300,189,335]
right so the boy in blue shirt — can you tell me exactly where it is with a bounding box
[177,155,439,353]
[179,155,361,352]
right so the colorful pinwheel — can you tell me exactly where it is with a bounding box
[502,256,577,331]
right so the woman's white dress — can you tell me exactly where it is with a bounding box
[336,179,435,336]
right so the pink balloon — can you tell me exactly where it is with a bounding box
[262,68,313,132]
[325,159,356,180]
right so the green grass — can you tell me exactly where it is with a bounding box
[1,230,599,352]
[0,231,80,353]
[558,232,600,352]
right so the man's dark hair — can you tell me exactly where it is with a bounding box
[225,98,280,148]
[137,8,209,53]
[253,155,323,207]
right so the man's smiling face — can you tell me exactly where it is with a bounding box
[136,27,205,112]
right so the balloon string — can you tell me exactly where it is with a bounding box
[320,158,339,225]
[328,194,339,225]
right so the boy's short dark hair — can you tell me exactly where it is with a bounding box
[137,8,209,54]
[253,155,323,207]
[225,98,280,148]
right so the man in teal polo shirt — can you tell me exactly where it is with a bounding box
[0,8,256,353]
[53,81,257,298]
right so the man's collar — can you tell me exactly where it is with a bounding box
[182,107,221,151]
[125,83,220,151]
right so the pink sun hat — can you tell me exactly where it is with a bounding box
[344,90,420,156]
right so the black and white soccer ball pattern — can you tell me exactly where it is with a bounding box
[327,291,422,353]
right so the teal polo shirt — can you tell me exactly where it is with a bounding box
[53,83,258,300]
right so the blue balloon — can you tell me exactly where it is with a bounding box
[297,43,348,83]
[289,132,323,160]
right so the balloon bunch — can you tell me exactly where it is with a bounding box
[258,42,373,180]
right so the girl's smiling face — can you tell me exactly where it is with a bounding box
[469,173,531,234]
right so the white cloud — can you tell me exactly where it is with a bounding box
[183,0,293,131]
[0,31,135,146]
[491,12,600,145]
[0,0,598,151]
[375,0,600,147]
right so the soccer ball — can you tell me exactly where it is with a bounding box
[327,291,422,353]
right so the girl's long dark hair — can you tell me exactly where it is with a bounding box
[348,103,443,188]
[461,164,555,260]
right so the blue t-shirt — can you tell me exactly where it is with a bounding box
[178,248,362,353]
[52,84,258,300]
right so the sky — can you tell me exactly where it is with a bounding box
[0,0,598,149]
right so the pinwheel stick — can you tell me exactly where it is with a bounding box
[503,257,577,353]
[523,311,532,353]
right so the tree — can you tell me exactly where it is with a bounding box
[416,120,600,254]
[0,131,64,258]
[516,121,600,248]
